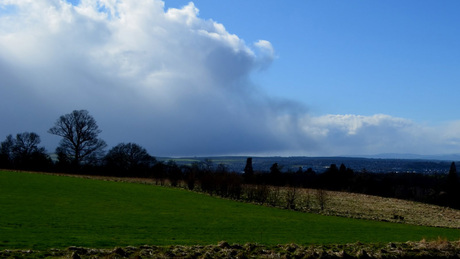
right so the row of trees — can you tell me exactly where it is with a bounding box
[1,110,459,209]
[0,110,154,173]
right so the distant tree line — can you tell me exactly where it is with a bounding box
[1,110,459,209]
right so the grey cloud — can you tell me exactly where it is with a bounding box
[0,0,289,156]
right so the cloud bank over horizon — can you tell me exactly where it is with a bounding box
[1,0,459,157]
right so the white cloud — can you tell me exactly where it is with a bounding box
[254,40,274,56]
[0,0,459,157]
[295,114,460,156]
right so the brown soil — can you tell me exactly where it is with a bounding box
[2,240,460,258]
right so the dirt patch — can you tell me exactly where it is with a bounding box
[1,240,460,258]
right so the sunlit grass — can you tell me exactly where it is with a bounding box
[0,170,459,250]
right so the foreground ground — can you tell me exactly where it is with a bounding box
[2,240,460,258]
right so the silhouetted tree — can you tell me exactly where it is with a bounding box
[167,160,182,187]
[0,132,51,170]
[446,162,459,207]
[338,163,354,190]
[0,135,14,168]
[448,162,458,183]
[12,132,42,157]
[270,163,281,175]
[185,163,199,190]
[55,146,72,172]
[152,161,167,185]
[244,157,254,175]
[339,163,347,174]
[321,164,341,189]
[301,167,317,188]
[200,170,215,195]
[325,164,339,175]
[269,162,283,185]
[48,110,107,169]
[104,143,155,177]
[216,163,228,174]
[226,173,243,199]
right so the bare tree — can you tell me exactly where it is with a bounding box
[316,189,328,211]
[13,132,43,158]
[285,186,298,210]
[48,110,106,168]
[302,189,312,211]
[268,186,281,206]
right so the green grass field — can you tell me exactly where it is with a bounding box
[0,170,459,250]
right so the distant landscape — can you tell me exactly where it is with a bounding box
[160,155,460,174]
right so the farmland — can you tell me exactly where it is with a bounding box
[1,170,459,252]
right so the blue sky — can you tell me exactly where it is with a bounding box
[1,0,460,157]
[165,0,460,123]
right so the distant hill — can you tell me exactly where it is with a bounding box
[158,155,459,174]
[359,153,460,161]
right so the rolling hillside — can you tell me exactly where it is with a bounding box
[0,170,459,250]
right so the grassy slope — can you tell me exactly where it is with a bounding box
[321,190,460,228]
[0,171,459,250]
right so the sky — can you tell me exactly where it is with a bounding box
[1,0,460,157]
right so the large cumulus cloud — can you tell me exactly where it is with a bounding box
[0,0,459,156]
